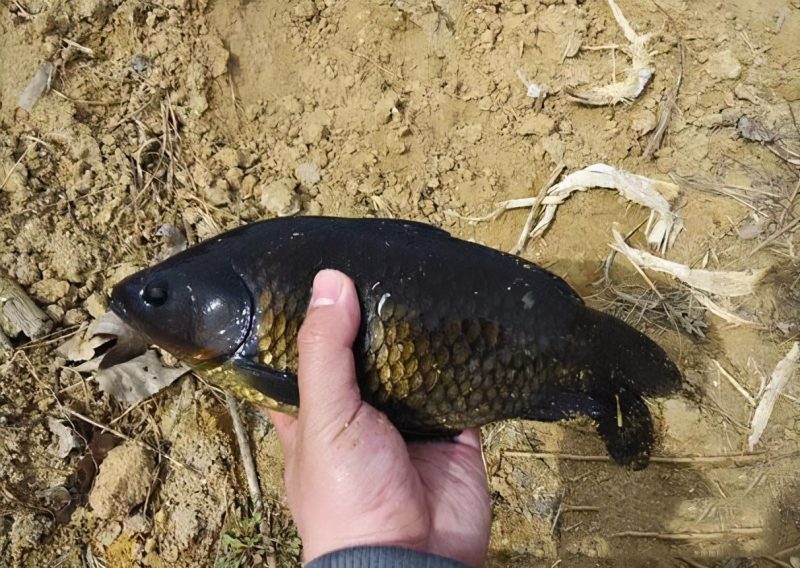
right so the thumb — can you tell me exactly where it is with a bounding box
[296,270,362,432]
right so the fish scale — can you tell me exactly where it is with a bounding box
[111,216,682,468]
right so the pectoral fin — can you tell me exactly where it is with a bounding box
[226,357,300,409]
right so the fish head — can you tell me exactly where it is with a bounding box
[110,254,253,365]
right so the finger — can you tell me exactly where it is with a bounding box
[267,410,297,450]
[296,270,362,428]
[455,428,483,451]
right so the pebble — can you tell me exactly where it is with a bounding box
[259,178,300,216]
[704,49,742,80]
[214,147,242,168]
[30,279,70,303]
[517,113,556,137]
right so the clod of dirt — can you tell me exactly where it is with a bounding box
[0,156,28,194]
[88,443,155,520]
[30,279,70,303]
[517,113,556,137]
[301,109,331,145]
[214,147,243,168]
[259,178,301,216]
[8,513,53,565]
[293,0,319,21]
[704,49,742,80]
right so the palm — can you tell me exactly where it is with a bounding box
[408,439,492,565]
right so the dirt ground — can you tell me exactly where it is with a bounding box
[1,0,799,566]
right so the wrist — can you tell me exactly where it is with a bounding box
[305,545,473,568]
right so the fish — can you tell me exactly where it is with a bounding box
[110,216,681,469]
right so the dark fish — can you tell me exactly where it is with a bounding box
[111,217,681,468]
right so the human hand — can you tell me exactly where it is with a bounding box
[268,269,492,567]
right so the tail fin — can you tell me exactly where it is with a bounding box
[594,388,654,469]
[579,308,682,397]
[526,308,680,468]
[581,309,681,468]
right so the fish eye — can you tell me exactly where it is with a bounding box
[143,280,169,307]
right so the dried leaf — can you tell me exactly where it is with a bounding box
[18,62,53,112]
[48,417,80,458]
[57,311,147,366]
[95,350,189,406]
[748,342,800,450]
[610,229,765,296]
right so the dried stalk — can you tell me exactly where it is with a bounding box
[510,163,565,255]
[644,42,683,159]
[613,528,762,540]
[748,342,800,450]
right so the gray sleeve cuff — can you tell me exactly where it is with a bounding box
[305,546,471,568]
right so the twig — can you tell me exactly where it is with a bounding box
[0,144,33,192]
[712,359,756,406]
[345,49,403,80]
[676,558,711,568]
[227,393,277,567]
[613,527,762,540]
[562,505,600,512]
[227,393,263,505]
[749,216,800,256]
[502,450,771,465]
[762,557,793,568]
[644,41,683,159]
[774,542,800,557]
[61,407,199,476]
[510,163,565,254]
[51,89,122,106]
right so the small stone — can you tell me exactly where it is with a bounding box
[214,147,242,168]
[295,162,322,187]
[301,110,331,145]
[241,174,258,198]
[704,49,742,80]
[509,2,525,15]
[733,83,759,103]
[293,0,318,20]
[308,148,329,168]
[480,28,496,45]
[46,305,65,322]
[95,521,122,548]
[461,124,483,144]
[85,293,107,319]
[517,113,556,137]
[631,109,657,136]
[130,54,151,75]
[63,309,88,326]
[0,158,28,193]
[202,179,230,206]
[89,443,155,519]
[777,76,800,102]
[306,200,323,215]
[225,167,244,190]
[283,95,304,115]
[259,178,300,216]
[30,279,70,303]
[374,91,400,124]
